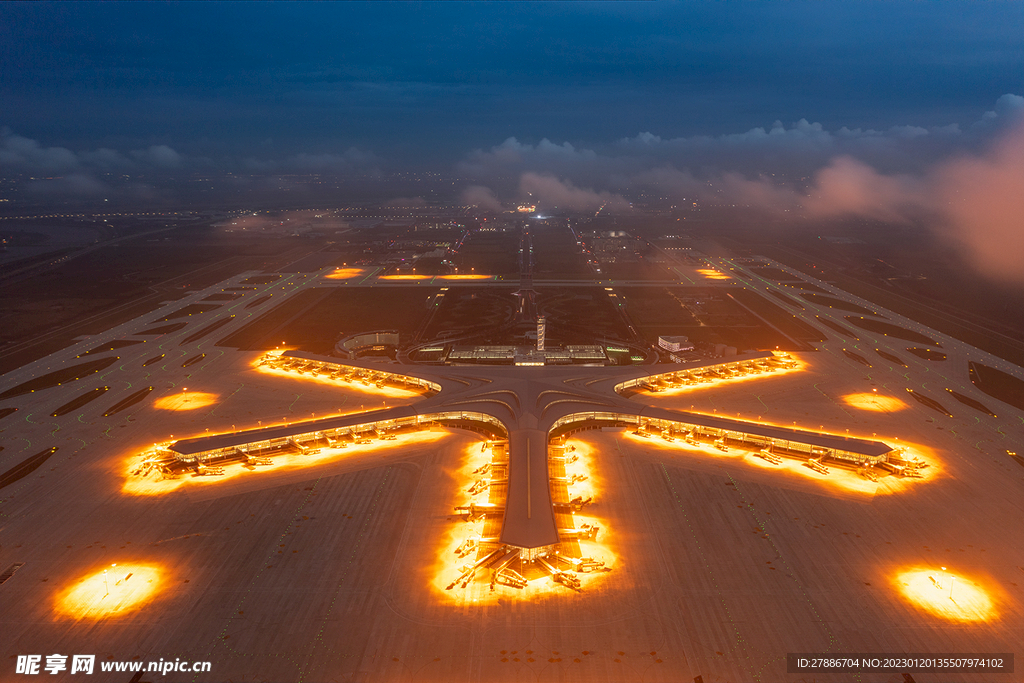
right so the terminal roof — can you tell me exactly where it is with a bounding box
[168,349,895,546]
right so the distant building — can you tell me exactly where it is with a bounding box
[447,345,607,366]
[334,331,399,358]
[658,335,694,353]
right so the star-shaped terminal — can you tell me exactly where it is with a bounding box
[129,349,930,595]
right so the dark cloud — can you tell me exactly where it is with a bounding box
[1,129,188,175]
[0,129,192,200]
[130,144,183,168]
[0,127,384,203]
[1,129,79,173]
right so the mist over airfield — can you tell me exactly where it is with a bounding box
[2,1,1023,281]
[457,95,1024,284]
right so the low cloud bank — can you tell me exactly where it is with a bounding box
[5,94,1023,284]
[460,94,1024,284]
[459,185,503,212]
[932,120,1024,283]
[0,127,380,201]
[519,173,633,213]
[0,129,190,178]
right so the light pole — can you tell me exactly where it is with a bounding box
[949,576,956,601]
[939,566,946,589]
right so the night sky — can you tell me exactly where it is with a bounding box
[3,2,1022,164]
[2,1,1023,279]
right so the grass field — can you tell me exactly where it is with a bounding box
[421,288,516,341]
[218,287,435,354]
[969,361,1024,412]
[800,292,881,315]
[452,231,520,276]
[0,356,119,400]
[537,288,633,343]
[729,288,828,350]
[846,316,941,346]
[533,226,591,278]
[618,286,807,350]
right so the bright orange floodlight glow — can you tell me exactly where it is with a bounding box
[842,392,908,412]
[378,274,491,281]
[123,429,451,496]
[428,441,494,601]
[325,267,367,280]
[252,360,419,399]
[696,268,730,280]
[563,438,600,501]
[621,428,937,495]
[430,532,618,605]
[431,439,618,604]
[153,391,218,411]
[642,356,807,396]
[895,568,997,622]
[55,563,163,619]
[575,512,619,569]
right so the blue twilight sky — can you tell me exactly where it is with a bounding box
[2,1,1022,168]
[3,2,1024,283]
